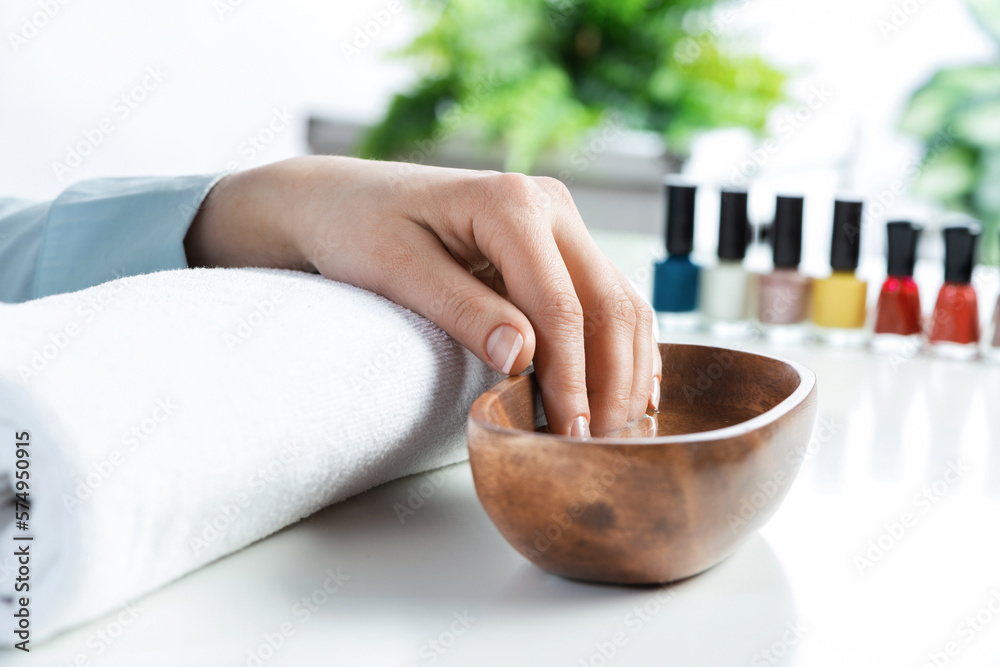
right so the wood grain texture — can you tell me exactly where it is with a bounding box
[467,343,818,584]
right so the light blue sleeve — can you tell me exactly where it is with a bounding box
[0,173,226,303]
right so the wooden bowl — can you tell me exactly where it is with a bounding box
[467,343,817,584]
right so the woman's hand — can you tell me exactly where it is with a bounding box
[185,156,661,437]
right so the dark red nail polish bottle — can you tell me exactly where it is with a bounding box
[872,221,922,355]
[928,224,980,360]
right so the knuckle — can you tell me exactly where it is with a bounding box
[635,299,654,332]
[584,287,636,339]
[490,172,544,218]
[493,171,537,199]
[556,374,589,399]
[590,388,631,425]
[604,288,638,331]
[593,377,633,408]
[439,285,489,335]
[541,290,585,328]
[606,383,634,409]
[535,176,575,207]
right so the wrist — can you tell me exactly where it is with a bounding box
[184,163,314,272]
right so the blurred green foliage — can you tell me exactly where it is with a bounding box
[358,0,787,174]
[900,0,1000,264]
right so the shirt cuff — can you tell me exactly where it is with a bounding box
[33,173,227,299]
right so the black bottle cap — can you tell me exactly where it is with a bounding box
[718,190,749,260]
[942,224,980,283]
[772,195,804,268]
[664,183,696,255]
[830,200,864,271]
[885,221,921,277]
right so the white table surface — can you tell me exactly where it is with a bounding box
[13,232,1000,667]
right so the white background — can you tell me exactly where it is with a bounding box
[0,0,994,205]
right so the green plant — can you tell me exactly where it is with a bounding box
[899,0,1000,264]
[359,0,786,174]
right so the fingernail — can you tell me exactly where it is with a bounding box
[570,415,591,439]
[486,324,524,375]
[649,376,661,412]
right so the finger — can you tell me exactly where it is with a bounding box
[471,176,591,438]
[564,255,638,435]
[616,274,663,414]
[537,178,647,434]
[650,328,663,412]
[622,278,656,419]
[354,225,536,378]
[589,283,638,434]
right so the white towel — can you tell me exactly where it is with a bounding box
[0,267,501,646]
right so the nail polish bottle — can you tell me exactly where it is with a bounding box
[652,183,700,332]
[928,224,980,360]
[759,195,812,342]
[700,189,757,338]
[985,231,1000,362]
[812,200,868,346]
[986,292,1000,362]
[872,221,923,356]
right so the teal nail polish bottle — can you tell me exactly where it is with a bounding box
[653,183,700,331]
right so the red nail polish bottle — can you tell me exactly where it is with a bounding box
[872,221,922,356]
[928,224,980,360]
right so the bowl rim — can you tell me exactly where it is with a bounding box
[469,343,817,445]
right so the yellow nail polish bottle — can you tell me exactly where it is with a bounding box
[813,200,869,346]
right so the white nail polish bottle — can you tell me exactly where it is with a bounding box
[700,189,758,338]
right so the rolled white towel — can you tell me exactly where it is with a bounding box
[0,267,501,647]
